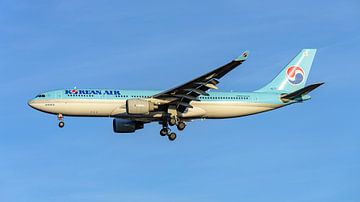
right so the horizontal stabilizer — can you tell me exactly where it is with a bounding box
[281,82,324,101]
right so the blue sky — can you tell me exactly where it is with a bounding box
[0,0,359,201]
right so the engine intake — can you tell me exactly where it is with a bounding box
[113,119,144,133]
[126,99,156,115]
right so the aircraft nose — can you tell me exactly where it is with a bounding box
[28,99,35,108]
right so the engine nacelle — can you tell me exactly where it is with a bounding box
[126,99,156,115]
[113,119,144,133]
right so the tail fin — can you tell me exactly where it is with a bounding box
[256,49,317,93]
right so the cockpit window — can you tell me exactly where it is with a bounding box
[35,94,46,98]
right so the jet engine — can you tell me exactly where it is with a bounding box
[113,119,144,133]
[126,99,157,115]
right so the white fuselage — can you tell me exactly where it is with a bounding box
[28,89,288,122]
[29,98,283,121]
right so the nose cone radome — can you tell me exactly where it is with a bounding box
[28,99,35,108]
[28,99,41,111]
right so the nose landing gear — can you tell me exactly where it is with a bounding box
[58,121,65,128]
[57,114,65,128]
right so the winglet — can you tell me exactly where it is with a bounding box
[235,51,250,61]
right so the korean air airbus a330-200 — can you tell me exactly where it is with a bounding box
[28,49,323,141]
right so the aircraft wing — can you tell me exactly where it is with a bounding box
[153,51,250,113]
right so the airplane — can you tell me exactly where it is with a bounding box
[28,49,323,141]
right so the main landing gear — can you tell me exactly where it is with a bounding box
[58,114,65,128]
[160,127,177,141]
[160,127,169,136]
[159,117,186,141]
[177,121,186,131]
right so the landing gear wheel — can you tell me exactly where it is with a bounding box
[160,128,168,136]
[177,122,186,131]
[58,121,65,128]
[168,133,177,141]
[169,118,176,126]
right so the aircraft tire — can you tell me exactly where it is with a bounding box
[177,122,186,131]
[168,133,177,141]
[169,118,176,126]
[58,121,65,128]
[160,128,168,136]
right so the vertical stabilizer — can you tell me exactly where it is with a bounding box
[256,49,317,93]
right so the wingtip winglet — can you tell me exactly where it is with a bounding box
[235,51,250,61]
